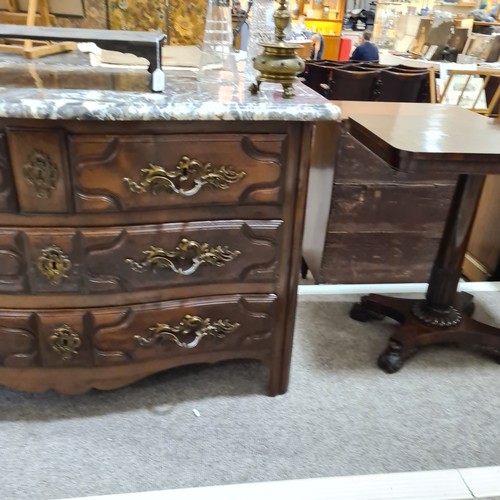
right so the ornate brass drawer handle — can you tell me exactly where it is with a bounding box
[37,245,72,285]
[126,238,240,275]
[49,324,81,361]
[23,150,59,199]
[135,314,240,349]
[123,156,246,197]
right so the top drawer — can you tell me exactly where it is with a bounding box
[70,134,286,213]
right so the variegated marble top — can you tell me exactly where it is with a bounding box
[0,51,340,122]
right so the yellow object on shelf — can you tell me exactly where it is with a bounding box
[304,19,342,36]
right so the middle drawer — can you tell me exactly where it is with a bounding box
[1,220,282,295]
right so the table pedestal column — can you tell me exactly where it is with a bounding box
[351,174,500,373]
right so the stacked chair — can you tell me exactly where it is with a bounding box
[301,59,435,103]
[376,68,430,102]
[325,67,381,101]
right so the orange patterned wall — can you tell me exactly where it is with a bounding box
[54,0,107,29]
[107,0,167,32]
[106,0,207,46]
[53,1,207,46]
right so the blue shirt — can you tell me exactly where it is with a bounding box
[350,42,379,62]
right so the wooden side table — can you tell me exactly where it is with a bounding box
[347,103,500,373]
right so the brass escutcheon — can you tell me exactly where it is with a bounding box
[23,150,59,199]
[123,156,246,197]
[135,314,240,349]
[37,245,72,285]
[49,324,81,361]
[126,238,240,275]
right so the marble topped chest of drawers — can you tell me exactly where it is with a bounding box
[0,57,340,394]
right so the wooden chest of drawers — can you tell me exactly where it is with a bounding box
[0,119,313,395]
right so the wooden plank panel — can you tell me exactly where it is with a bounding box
[335,133,459,184]
[320,232,441,284]
[328,184,454,234]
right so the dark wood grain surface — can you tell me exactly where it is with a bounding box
[348,103,500,172]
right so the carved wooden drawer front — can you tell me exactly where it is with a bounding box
[92,294,277,366]
[36,313,90,368]
[70,134,285,213]
[0,135,17,213]
[0,311,38,368]
[0,310,87,369]
[14,220,282,295]
[0,229,28,293]
[7,128,71,213]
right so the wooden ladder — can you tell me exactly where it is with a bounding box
[0,0,76,58]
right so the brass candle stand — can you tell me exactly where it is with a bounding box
[248,0,305,98]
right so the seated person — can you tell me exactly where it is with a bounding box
[350,31,379,62]
[232,0,245,15]
[489,0,499,19]
[310,33,325,60]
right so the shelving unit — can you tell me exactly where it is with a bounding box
[290,0,346,59]
[373,1,409,49]
[436,1,480,17]
[373,0,479,48]
[438,1,478,7]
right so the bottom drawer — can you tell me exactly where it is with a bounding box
[0,294,277,370]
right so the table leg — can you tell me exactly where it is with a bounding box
[350,174,500,372]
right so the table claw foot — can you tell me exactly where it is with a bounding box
[377,340,404,374]
[485,349,500,365]
[350,302,385,323]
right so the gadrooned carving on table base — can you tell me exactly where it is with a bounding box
[411,300,462,327]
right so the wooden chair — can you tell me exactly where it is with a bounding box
[484,75,500,117]
[388,67,437,103]
[438,69,500,116]
[312,60,348,66]
[359,62,391,70]
[324,67,381,101]
[302,62,333,95]
[395,64,434,72]
[376,69,430,103]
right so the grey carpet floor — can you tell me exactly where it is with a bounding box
[1,291,500,500]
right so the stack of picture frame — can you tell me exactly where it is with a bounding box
[0,0,84,58]
[463,33,500,62]
[408,18,500,63]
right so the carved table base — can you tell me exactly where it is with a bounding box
[344,107,500,375]
[351,292,500,373]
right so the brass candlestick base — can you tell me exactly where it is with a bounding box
[249,0,305,98]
